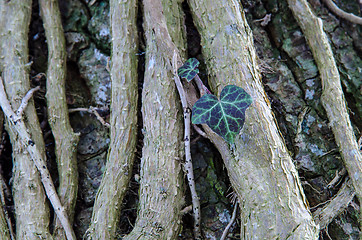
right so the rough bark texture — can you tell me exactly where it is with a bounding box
[0,199,10,240]
[0,114,10,240]
[123,0,185,239]
[0,1,53,239]
[87,0,139,239]
[39,0,79,239]
[287,0,362,210]
[187,0,319,238]
[313,178,355,230]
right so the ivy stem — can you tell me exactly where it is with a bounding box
[172,52,202,239]
[194,74,211,95]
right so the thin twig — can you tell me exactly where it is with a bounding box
[180,205,193,215]
[194,75,211,95]
[326,168,347,189]
[0,77,76,240]
[322,0,362,25]
[172,52,202,239]
[313,178,355,229]
[69,107,110,128]
[193,124,207,138]
[220,202,238,240]
[16,86,40,117]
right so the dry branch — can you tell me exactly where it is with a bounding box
[322,0,362,25]
[0,78,76,240]
[220,202,238,240]
[313,178,355,229]
[39,0,79,239]
[87,0,139,239]
[0,0,54,238]
[69,107,110,128]
[172,53,202,239]
[287,0,362,227]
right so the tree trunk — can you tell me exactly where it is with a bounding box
[87,0,139,239]
[123,0,186,239]
[0,0,360,239]
[0,1,53,239]
[39,0,80,239]
[186,0,319,238]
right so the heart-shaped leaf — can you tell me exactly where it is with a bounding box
[177,58,200,82]
[191,85,252,144]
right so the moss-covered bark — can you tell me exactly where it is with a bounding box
[87,0,139,239]
[187,0,319,238]
[39,0,79,239]
[123,0,185,239]
[0,0,53,239]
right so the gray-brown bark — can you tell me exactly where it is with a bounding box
[0,0,53,239]
[186,0,319,238]
[87,0,139,239]
[123,0,186,239]
[0,113,10,240]
[313,178,355,230]
[39,0,79,239]
[288,0,362,233]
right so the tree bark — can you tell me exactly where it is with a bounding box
[288,0,362,232]
[39,0,80,239]
[87,0,139,239]
[123,0,186,239]
[186,0,319,238]
[0,113,10,240]
[0,1,53,239]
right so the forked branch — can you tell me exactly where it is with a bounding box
[0,77,76,240]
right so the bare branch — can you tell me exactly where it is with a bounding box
[172,51,202,239]
[69,107,110,128]
[322,0,362,25]
[220,202,238,240]
[39,0,80,238]
[16,86,40,117]
[0,76,76,240]
[193,124,207,138]
[313,178,355,229]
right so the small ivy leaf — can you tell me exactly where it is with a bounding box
[177,58,200,82]
[191,85,252,144]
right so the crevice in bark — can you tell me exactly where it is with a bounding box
[181,1,212,95]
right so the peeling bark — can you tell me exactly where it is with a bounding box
[123,0,186,239]
[186,0,319,238]
[39,0,79,239]
[0,1,53,239]
[87,0,139,239]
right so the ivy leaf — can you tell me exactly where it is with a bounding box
[191,85,252,144]
[177,58,200,82]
